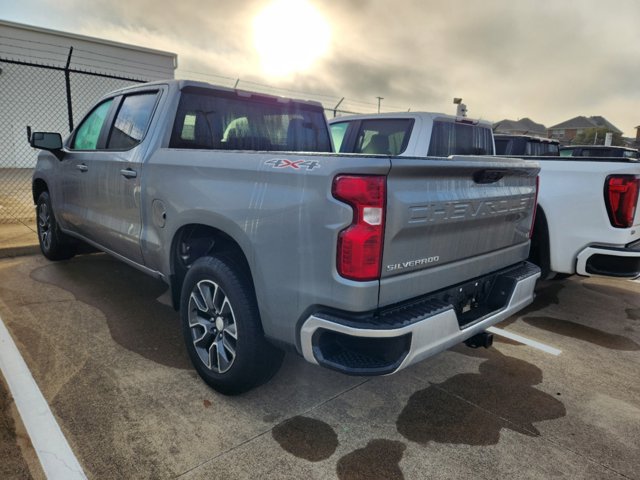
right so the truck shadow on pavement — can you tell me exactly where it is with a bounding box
[521,316,639,351]
[499,278,640,351]
[30,253,191,370]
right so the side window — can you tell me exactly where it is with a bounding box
[71,99,113,150]
[329,122,349,152]
[107,92,158,150]
[353,119,413,155]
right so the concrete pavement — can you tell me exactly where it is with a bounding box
[0,253,638,479]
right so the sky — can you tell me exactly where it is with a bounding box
[3,0,640,136]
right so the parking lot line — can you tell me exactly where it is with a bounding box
[487,326,562,356]
[0,315,87,480]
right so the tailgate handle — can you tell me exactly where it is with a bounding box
[473,169,506,184]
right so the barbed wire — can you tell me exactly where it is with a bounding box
[0,34,175,70]
[0,34,173,77]
[72,46,176,70]
[1,35,415,114]
[178,68,410,113]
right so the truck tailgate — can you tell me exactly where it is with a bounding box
[380,155,539,306]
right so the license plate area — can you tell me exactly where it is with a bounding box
[451,273,517,328]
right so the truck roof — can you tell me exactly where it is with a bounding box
[329,111,493,129]
[560,145,638,152]
[103,79,326,110]
[494,134,559,145]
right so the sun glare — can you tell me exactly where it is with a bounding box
[253,0,331,77]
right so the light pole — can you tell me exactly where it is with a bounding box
[376,96,384,113]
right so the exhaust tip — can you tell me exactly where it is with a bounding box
[464,331,494,349]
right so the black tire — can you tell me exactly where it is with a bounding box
[36,191,76,261]
[529,208,553,280]
[180,255,284,395]
[550,273,572,281]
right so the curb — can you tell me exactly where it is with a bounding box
[0,245,40,259]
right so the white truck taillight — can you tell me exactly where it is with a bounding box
[604,175,640,228]
[332,175,386,281]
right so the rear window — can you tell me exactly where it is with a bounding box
[495,138,511,155]
[352,119,413,155]
[525,141,558,156]
[496,137,559,156]
[525,142,538,156]
[170,89,331,152]
[546,144,560,156]
[581,149,612,157]
[427,120,494,156]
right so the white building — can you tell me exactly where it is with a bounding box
[0,19,177,168]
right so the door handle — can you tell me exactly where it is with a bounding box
[76,164,88,172]
[120,168,137,179]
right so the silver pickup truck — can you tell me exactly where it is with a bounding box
[30,80,540,394]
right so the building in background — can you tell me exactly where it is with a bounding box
[0,19,177,168]
[547,115,622,144]
[492,118,547,137]
[0,20,176,223]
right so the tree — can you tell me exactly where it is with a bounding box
[572,128,624,146]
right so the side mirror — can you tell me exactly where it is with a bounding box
[30,131,63,151]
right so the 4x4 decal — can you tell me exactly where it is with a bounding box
[265,159,320,171]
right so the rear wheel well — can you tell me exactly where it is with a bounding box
[169,225,252,310]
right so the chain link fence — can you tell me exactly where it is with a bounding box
[0,57,146,224]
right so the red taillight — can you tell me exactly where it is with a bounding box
[529,175,540,239]
[332,175,386,281]
[604,175,640,228]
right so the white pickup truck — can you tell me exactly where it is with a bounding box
[330,114,640,280]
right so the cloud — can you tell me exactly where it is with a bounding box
[11,0,640,135]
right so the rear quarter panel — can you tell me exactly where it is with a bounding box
[142,150,390,347]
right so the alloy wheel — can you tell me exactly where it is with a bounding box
[37,202,52,251]
[188,279,238,373]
